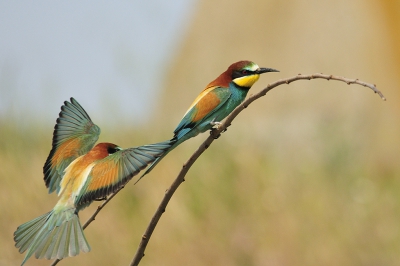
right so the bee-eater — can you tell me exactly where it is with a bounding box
[140,60,278,180]
[14,98,172,265]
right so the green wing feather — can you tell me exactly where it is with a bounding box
[43,98,100,194]
[76,141,172,206]
[173,87,232,139]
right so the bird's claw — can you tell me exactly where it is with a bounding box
[210,118,222,129]
[210,128,221,139]
[210,121,222,127]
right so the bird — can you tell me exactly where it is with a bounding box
[14,97,173,265]
[139,60,278,180]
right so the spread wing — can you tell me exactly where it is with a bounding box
[43,97,100,194]
[76,141,172,206]
[173,86,231,139]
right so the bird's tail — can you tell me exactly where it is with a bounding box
[135,138,178,184]
[14,208,90,265]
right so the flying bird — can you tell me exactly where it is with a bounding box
[14,98,172,265]
[139,60,278,180]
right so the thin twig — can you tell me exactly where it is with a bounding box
[129,132,218,266]
[129,73,385,266]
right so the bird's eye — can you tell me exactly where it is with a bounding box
[107,147,120,154]
[242,70,248,74]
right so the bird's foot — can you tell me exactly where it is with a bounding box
[210,118,222,129]
[210,128,221,139]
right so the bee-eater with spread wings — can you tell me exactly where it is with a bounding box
[139,60,278,180]
[14,98,172,265]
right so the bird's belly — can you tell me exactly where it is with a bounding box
[57,162,95,207]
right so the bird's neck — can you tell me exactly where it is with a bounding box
[230,81,252,92]
[229,82,251,103]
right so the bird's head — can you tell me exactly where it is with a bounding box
[91,143,122,159]
[229,60,279,88]
[207,61,278,89]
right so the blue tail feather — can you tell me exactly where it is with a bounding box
[14,208,90,265]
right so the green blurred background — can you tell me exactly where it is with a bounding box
[1,0,400,265]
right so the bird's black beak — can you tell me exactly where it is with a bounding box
[257,67,279,74]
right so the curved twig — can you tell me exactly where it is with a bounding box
[129,73,385,266]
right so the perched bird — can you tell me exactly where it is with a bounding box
[14,98,172,265]
[140,60,278,180]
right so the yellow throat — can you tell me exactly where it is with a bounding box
[232,74,260,88]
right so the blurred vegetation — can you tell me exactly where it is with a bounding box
[2,89,400,266]
[3,0,400,265]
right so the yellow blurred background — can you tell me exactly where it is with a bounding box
[1,0,400,265]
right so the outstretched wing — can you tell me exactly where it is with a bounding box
[43,97,100,194]
[173,86,231,139]
[76,141,172,206]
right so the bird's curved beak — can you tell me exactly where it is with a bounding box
[257,67,279,74]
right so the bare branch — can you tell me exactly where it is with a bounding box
[270,73,385,100]
[129,73,385,266]
[129,132,217,266]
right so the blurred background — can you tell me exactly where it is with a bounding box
[1,0,399,265]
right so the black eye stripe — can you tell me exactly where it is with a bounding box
[232,69,254,79]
